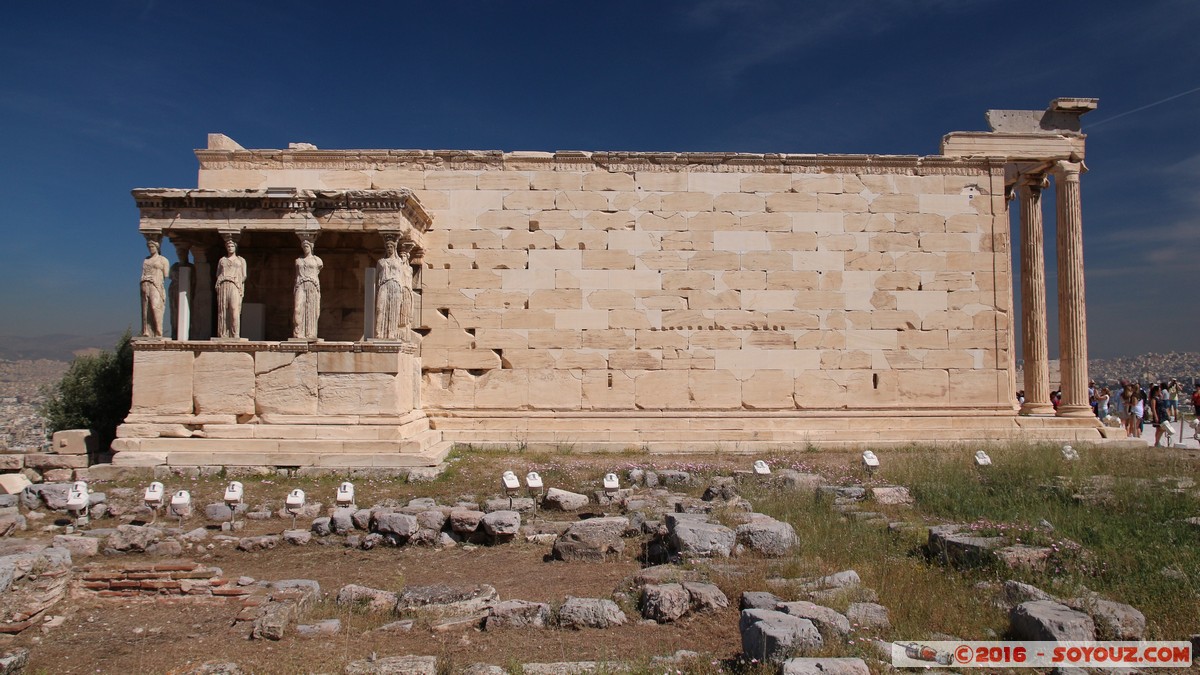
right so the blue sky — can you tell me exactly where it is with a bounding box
[0,1,1196,358]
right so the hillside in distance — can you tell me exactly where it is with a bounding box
[0,331,127,361]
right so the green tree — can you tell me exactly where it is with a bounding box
[41,331,134,458]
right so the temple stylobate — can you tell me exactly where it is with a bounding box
[113,97,1126,473]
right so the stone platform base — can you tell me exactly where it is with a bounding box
[111,411,451,469]
[429,409,1123,452]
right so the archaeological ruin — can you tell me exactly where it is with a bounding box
[112,98,1116,470]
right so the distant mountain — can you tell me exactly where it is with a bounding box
[0,332,127,361]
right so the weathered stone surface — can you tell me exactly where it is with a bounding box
[928,525,1004,567]
[740,608,822,663]
[395,584,498,617]
[735,515,797,556]
[176,661,242,675]
[543,488,589,511]
[481,510,520,537]
[351,508,372,530]
[283,529,312,545]
[1068,597,1146,640]
[344,655,438,675]
[146,539,183,557]
[640,583,691,622]
[204,503,248,521]
[484,496,535,513]
[682,581,729,613]
[740,591,783,611]
[702,477,739,502]
[552,517,628,562]
[255,352,318,415]
[781,658,870,675]
[846,602,891,631]
[237,535,281,552]
[1010,600,1096,642]
[777,601,851,637]
[337,584,399,612]
[485,599,551,629]
[374,513,419,539]
[51,536,95,560]
[0,648,30,675]
[774,470,823,490]
[1002,580,1055,608]
[871,486,913,505]
[310,516,333,536]
[415,509,447,531]
[657,470,691,486]
[329,507,355,534]
[295,618,341,637]
[449,509,485,533]
[193,351,255,415]
[105,524,163,552]
[557,596,628,629]
[996,544,1052,572]
[669,517,735,557]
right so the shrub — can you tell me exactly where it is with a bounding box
[40,331,133,457]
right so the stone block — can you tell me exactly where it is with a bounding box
[255,352,318,416]
[193,351,254,415]
[1009,600,1096,642]
[131,350,194,415]
[318,373,402,416]
[52,430,95,455]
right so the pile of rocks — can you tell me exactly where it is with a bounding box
[737,569,887,669]
[1000,580,1146,641]
[334,581,630,633]
[0,542,72,635]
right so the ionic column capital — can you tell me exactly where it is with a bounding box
[1052,159,1086,180]
[1016,173,1049,193]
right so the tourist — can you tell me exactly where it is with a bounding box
[1127,384,1145,438]
[1166,379,1182,422]
[1095,386,1110,420]
[1150,385,1172,448]
[1016,390,1025,406]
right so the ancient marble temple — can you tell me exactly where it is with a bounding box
[113,98,1115,470]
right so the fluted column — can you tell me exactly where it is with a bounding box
[1017,174,1054,415]
[1054,159,1091,417]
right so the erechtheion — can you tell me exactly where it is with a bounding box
[112,98,1116,471]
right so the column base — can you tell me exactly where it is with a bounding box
[1019,403,1056,416]
[1056,405,1094,418]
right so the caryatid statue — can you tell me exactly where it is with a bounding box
[139,237,170,338]
[292,234,323,340]
[374,235,414,340]
[215,234,247,339]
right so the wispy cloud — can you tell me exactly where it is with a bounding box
[678,0,1000,83]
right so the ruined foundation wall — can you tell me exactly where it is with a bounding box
[196,152,1015,415]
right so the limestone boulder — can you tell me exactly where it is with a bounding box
[740,591,783,611]
[682,581,729,613]
[740,608,822,663]
[105,525,163,552]
[485,599,551,629]
[552,517,628,562]
[846,602,891,631]
[668,516,735,557]
[283,529,312,545]
[543,488,589,512]
[1068,597,1146,640]
[237,535,281,552]
[374,513,419,539]
[449,509,485,534]
[336,584,398,612]
[415,509,447,531]
[395,584,498,618]
[1009,600,1096,641]
[640,583,691,622]
[344,655,437,675]
[736,515,797,556]
[556,597,627,629]
[330,507,356,534]
[871,486,913,506]
[928,525,1004,568]
[777,601,851,637]
[481,510,520,538]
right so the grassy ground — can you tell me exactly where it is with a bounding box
[67,441,1199,673]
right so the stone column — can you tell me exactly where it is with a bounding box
[191,247,213,340]
[1016,174,1054,415]
[1054,159,1091,417]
